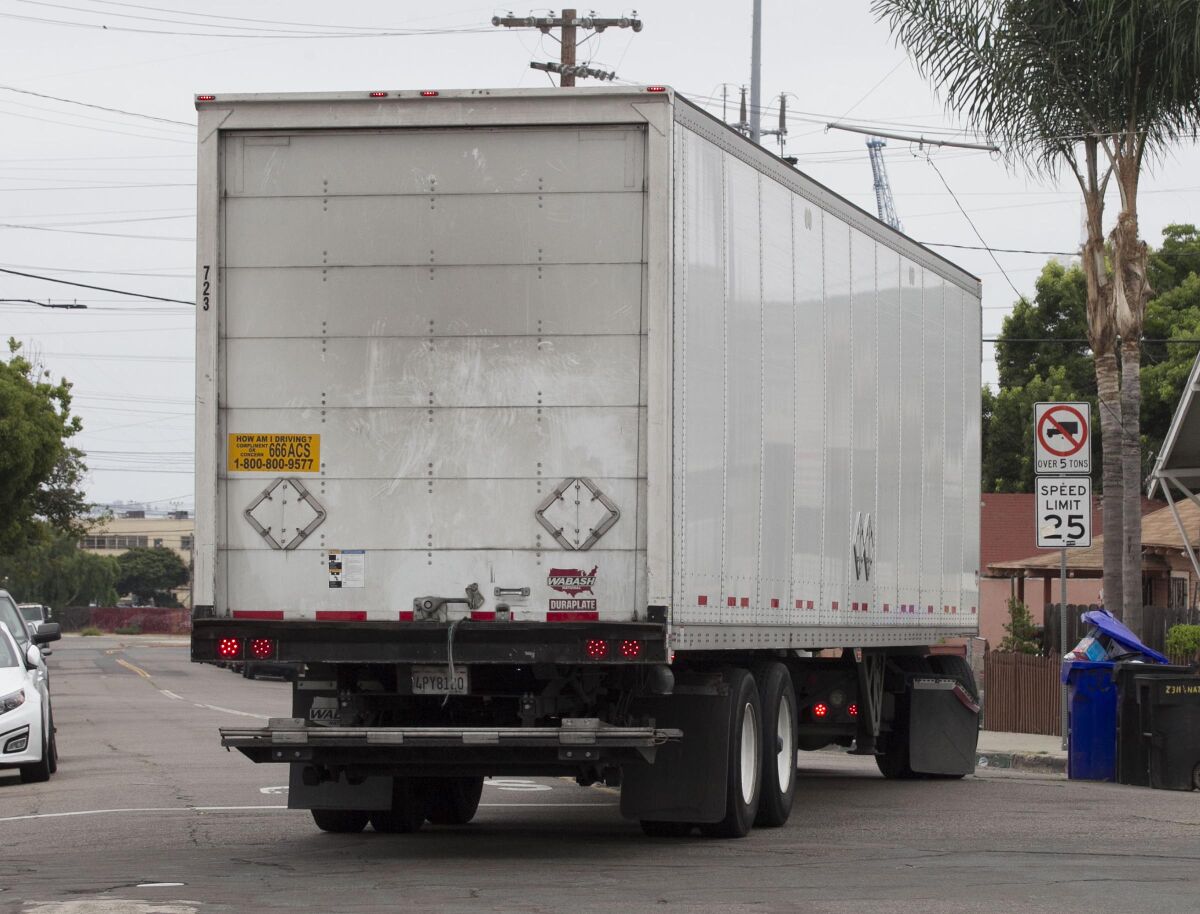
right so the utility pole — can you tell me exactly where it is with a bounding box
[760,93,788,155]
[492,10,643,87]
[749,0,762,143]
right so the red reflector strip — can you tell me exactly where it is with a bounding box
[231,610,283,620]
[547,610,599,622]
[646,85,667,92]
[928,605,935,614]
[727,597,736,607]
[740,597,749,608]
[832,601,839,610]
[398,610,414,622]
[971,606,977,614]
[795,599,803,610]
[196,94,216,101]
[807,600,814,609]
[420,90,439,97]
[470,611,496,621]
[770,598,779,609]
[369,91,387,97]
[883,603,890,612]
[697,595,708,606]
[315,610,366,621]
[852,602,859,612]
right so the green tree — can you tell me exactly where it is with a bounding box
[116,546,189,605]
[995,261,1091,395]
[983,366,1086,492]
[0,340,85,551]
[875,1,1200,635]
[0,522,119,607]
[999,598,1041,654]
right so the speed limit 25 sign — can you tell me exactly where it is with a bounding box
[1035,476,1092,548]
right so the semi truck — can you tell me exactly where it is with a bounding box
[190,86,982,838]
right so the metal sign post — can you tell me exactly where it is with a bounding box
[1032,402,1092,751]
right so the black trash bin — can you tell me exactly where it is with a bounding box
[1115,664,1194,787]
[1134,673,1200,791]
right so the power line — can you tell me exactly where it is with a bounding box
[924,241,1077,256]
[79,0,443,32]
[0,298,86,309]
[0,221,192,241]
[0,266,193,304]
[0,84,193,127]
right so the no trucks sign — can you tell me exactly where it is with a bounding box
[1034,402,1091,474]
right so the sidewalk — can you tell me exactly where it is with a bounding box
[976,729,1066,773]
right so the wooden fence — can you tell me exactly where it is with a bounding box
[982,652,1061,736]
[1042,604,1200,656]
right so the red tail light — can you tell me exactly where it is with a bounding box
[812,703,828,719]
[619,639,642,660]
[585,639,608,660]
[250,638,275,660]
[848,703,858,718]
[217,637,241,659]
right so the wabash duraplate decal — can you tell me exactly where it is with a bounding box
[548,565,598,616]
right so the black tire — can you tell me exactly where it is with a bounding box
[426,776,484,825]
[47,706,58,775]
[19,725,52,784]
[370,778,428,833]
[753,661,797,827]
[311,809,370,833]
[698,668,762,839]
[640,820,694,837]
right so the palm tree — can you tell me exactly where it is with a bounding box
[873,0,1200,636]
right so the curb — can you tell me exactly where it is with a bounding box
[976,751,1066,773]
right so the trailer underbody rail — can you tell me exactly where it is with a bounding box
[221,717,683,767]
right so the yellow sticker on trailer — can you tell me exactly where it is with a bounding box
[227,433,320,473]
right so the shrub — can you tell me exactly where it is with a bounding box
[80,626,102,636]
[1165,624,1200,660]
[999,598,1041,654]
[114,624,142,635]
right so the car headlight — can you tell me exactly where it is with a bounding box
[0,690,25,714]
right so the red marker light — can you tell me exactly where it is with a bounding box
[848,703,858,718]
[250,638,275,660]
[585,639,608,660]
[368,91,388,98]
[217,637,241,659]
[813,703,828,719]
[420,90,439,97]
[619,639,642,660]
[646,86,667,93]
[196,94,216,102]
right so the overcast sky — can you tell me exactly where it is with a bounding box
[3,0,1199,510]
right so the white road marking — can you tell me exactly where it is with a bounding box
[486,777,553,791]
[136,883,186,888]
[158,690,183,701]
[25,901,198,913]
[191,702,269,719]
[259,786,289,795]
[0,806,287,822]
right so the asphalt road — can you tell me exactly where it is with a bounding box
[1,635,1198,914]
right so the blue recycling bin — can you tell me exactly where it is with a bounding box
[1061,660,1118,781]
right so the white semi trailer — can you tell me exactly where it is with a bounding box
[191,86,982,838]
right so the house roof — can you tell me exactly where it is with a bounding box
[988,498,1197,577]
[1151,349,1200,496]
[981,492,1159,575]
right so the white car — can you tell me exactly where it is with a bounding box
[0,616,58,783]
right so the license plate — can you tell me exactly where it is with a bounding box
[411,665,469,695]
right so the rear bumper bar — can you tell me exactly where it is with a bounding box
[221,717,682,768]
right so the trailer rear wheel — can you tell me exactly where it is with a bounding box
[370,778,428,833]
[310,809,370,833]
[427,776,484,825]
[698,668,761,838]
[753,661,797,827]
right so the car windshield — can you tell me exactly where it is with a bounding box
[19,606,42,623]
[0,627,18,668]
[0,597,30,650]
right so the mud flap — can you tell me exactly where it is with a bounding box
[620,678,731,824]
[908,677,980,776]
[287,764,393,811]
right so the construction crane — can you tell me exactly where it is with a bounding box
[865,137,902,231]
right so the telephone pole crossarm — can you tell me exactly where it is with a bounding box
[493,8,643,87]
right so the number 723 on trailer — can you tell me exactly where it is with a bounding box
[1035,475,1093,548]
